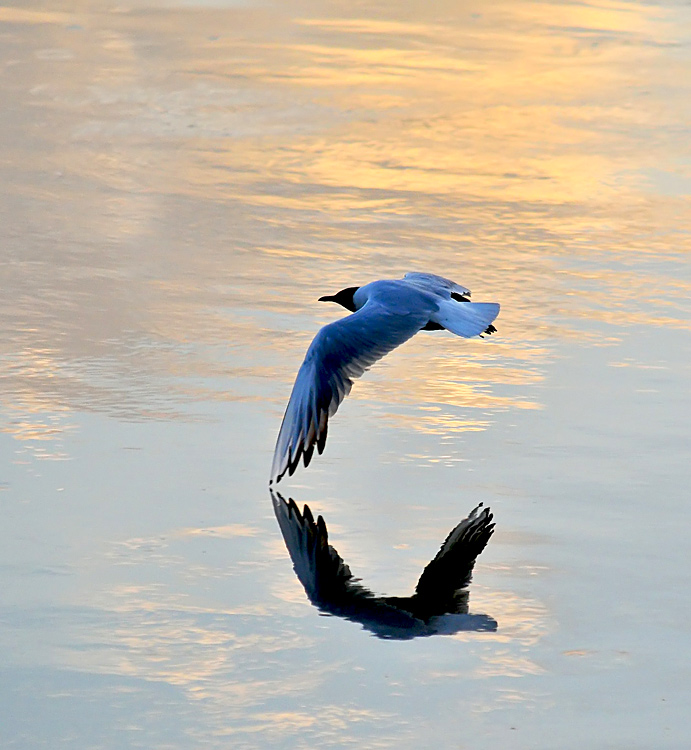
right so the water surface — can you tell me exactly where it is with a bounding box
[1,0,690,747]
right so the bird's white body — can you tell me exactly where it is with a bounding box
[270,272,500,484]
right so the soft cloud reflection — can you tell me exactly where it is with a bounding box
[49,508,547,743]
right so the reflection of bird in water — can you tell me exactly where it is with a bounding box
[271,272,500,484]
[272,491,497,640]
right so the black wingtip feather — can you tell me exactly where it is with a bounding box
[317,422,328,454]
[303,504,315,525]
[450,292,472,302]
[303,443,315,468]
[316,514,328,541]
[286,496,299,518]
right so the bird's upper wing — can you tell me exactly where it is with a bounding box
[271,298,430,483]
[403,271,472,298]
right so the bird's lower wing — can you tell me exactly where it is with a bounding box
[271,302,429,483]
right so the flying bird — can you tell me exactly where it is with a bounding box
[270,272,500,484]
[272,490,497,639]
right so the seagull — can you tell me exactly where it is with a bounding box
[272,490,497,639]
[270,272,500,484]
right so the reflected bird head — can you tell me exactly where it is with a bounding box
[318,286,360,312]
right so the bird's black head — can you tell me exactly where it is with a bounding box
[318,286,360,312]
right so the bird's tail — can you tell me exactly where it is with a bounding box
[432,300,500,338]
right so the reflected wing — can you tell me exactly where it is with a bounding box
[271,491,372,602]
[271,301,429,483]
[415,504,494,600]
[272,492,498,638]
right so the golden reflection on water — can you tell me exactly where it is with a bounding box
[0,3,686,519]
[3,0,686,439]
[0,7,72,25]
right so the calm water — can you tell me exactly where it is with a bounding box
[1,0,690,747]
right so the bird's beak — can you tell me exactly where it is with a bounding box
[318,294,335,302]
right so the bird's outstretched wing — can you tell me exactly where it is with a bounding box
[271,300,430,483]
[414,504,495,600]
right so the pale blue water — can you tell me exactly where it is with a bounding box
[1,0,690,747]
